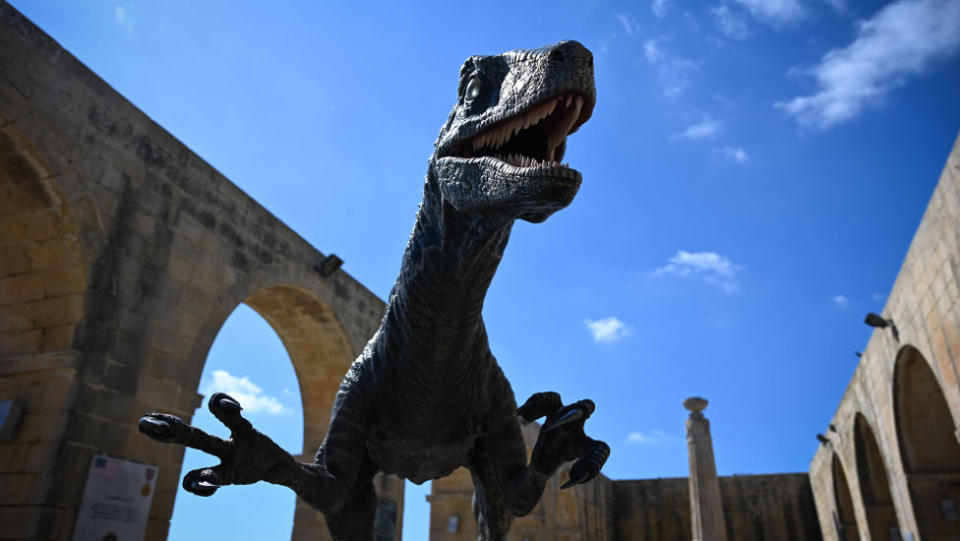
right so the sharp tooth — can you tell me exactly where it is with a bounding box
[566,95,573,107]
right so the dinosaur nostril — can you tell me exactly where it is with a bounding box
[548,48,566,64]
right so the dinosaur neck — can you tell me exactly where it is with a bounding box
[375,164,513,374]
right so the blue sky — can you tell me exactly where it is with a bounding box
[10,0,960,538]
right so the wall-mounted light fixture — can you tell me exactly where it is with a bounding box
[314,254,344,277]
[865,312,899,342]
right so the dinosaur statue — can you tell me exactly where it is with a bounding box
[139,40,608,541]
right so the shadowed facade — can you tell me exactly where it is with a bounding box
[0,4,401,540]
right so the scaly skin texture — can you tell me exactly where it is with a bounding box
[140,40,609,541]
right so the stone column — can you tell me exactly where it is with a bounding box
[685,397,728,541]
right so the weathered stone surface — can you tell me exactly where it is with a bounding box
[808,135,960,541]
[0,3,401,539]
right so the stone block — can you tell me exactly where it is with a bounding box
[0,328,42,356]
[14,411,64,442]
[0,272,43,304]
[39,266,86,298]
[26,237,81,271]
[143,520,170,541]
[0,472,38,504]
[0,245,31,276]
[101,361,139,396]
[41,324,75,352]
[0,505,41,538]
[24,441,57,471]
[92,388,136,423]
[136,372,181,410]
[0,308,31,333]
[20,294,83,328]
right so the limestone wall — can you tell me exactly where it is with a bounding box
[0,3,401,540]
[808,132,960,541]
[429,422,617,541]
[611,474,821,541]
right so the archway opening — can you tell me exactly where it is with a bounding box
[854,413,899,539]
[167,304,304,540]
[894,346,960,540]
[833,454,860,541]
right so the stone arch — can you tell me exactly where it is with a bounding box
[242,284,356,454]
[0,122,86,359]
[163,282,360,540]
[854,413,899,539]
[893,345,960,540]
[832,454,860,541]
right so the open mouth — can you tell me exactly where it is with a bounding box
[441,92,587,171]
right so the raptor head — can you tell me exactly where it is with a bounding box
[433,40,596,223]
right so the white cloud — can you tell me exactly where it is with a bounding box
[584,317,630,343]
[627,429,674,444]
[658,57,697,98]
[202,370,286,414]
[712,5,750,39]
[652,0,672,17]
[823,0,847,12]
[734,0,805,22]
[639,40,697,98]
[617,13,638,35]
[832,295,850,308]
[114,6,134,36]
[677,117,721,140]
[718,146,749,162]
[653,250,742,293]
[776,0,960,129]
[644,40,664,63]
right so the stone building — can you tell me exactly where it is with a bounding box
[806,136,960,539]
[0,4,402,540]
[429,421,822,540]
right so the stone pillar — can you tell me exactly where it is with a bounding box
[685,396,728,541]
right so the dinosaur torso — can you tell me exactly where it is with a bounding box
[362,173,513,483]
[357,42,596,483]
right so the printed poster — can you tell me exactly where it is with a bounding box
[72,455,158,541]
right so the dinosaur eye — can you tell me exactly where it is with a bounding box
[465,77,481,101]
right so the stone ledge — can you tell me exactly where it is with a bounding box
[0,350,78,377]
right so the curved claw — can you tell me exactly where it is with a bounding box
[183,469,221,497]
[517,391,563,423]
[561,441,610,489]
[138,413,186,443]
[543,399,595,432]
[544,408,584,432]
[211,393,241,415]
[208,392,253,437]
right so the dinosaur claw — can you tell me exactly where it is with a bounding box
[561,472,588,489]
[545,408,584,432]
[138,414,181,443]
[211,393,242,414]
[184,471,220,497]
